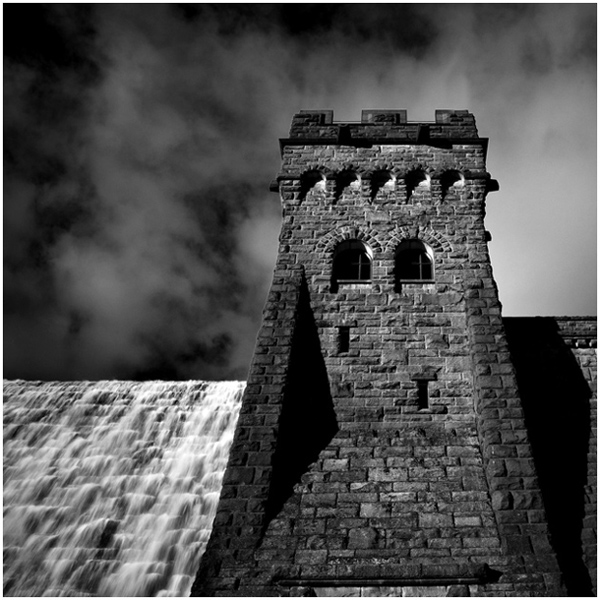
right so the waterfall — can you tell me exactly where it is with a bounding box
[3,380,245,597]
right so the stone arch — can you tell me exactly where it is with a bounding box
[368,168,396,202]
[299,168,327,199]
[403,161,433,175]
[317,225,385,256]
[338,161,363,174]
[301,163,334,176]
[334,168,361,202]
[385,225,452,254]
[404,168,431,199]
[440,169,465,199]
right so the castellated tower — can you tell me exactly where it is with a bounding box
[192,110,565,596]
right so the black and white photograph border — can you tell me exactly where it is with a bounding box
[3,4,597,598]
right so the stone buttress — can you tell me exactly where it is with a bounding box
[191,110,566,596]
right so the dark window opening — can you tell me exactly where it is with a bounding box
[334,170,359,202]
[370,170,394,202]
[405,170,428,198]
[440,169,464,198]
[337,326,350,353]
[332,240,372,283]
[300,170,326,199]
[396,239,433,283]
[416,380,429,409]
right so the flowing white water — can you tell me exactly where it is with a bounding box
[3,380,245,597]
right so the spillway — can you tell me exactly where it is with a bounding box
[3,380,245,597]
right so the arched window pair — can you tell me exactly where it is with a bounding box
[332,239,434,287]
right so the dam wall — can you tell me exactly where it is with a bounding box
[3,380,244,597]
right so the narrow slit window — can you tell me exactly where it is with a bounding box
[338,326,350,353]
[416,380,429,409]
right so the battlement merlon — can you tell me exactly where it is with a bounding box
[280,109,487,156]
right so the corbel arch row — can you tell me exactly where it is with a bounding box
[300,163,400,181]
[298,166,469,203]
[341,164,468,181]
[298,165,468,183]
[300,165,366,182]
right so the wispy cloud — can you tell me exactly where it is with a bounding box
[4,4,596,380]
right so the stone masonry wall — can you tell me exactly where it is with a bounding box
[193,110,565,597]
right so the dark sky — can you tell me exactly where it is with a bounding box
[4,4,597,381]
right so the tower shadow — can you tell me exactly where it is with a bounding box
[504,318,593,596]
[264,275,338,523]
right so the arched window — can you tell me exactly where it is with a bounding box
[332,240,373,283]
[395,240,434,282]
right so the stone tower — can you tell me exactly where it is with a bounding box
[191,110,565,596]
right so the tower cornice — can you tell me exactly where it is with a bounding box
[279,136,490,159]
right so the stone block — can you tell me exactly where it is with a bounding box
[323,459,349,471]
[491,491,513,511]
[360,502,392,518]
[295,550,328,565]
[418,513,453,528]
[348,527,378,549]
[504,536,533,554]
[511,492,541,510]
[454,515,482,527]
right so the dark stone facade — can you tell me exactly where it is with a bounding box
[191,111,596,597]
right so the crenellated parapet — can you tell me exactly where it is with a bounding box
[287,109,480,141]
[271,109,497,206]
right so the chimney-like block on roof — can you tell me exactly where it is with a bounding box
[297,110,333,124]
[361,109,408,124]
[435,109,476,125]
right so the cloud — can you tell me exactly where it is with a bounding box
[3,4,596,380]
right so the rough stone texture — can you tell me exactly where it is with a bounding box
[192,110,580,597]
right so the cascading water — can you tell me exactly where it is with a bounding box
[3,379,245,597]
